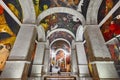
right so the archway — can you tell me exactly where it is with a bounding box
[50,40,71,72]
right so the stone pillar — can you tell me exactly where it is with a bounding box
[8,24,37,61]
[31,42,45,77]
[75,42,90,77]
[84,25,111,61]
[84,25,119,79]
[71,50,78,74]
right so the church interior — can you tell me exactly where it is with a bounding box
[0,0,120,80]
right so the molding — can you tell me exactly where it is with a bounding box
[37,7,85,26]
[49,38,71,49]
[19,0,36,24]
[47,28,75,39]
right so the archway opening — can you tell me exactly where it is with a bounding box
[49,40,71,73]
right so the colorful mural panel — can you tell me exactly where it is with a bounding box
[98,0,118,23]
[0,0,22,45]
[101,13,120,41]
[0,7,16,46]
[4,0,23,21]
[41,13,82,35]
[99,0,120,41]
[39,0,80,11]
[0,1,21,71]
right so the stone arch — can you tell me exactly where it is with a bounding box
[76,25,84,41]
[37,7,85,25]
[49,38,71,49]
[47,28,75,39]
[86,0,103,24]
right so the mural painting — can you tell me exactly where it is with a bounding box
[0,0,22,71]
[0,0,22,45]
[39,0,80,11]
[0,44,11,71]
[33,0,89,18]
[0,5,15,45]
[40,13,82,36]
[99,0,120,41]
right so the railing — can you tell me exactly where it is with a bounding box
[42,72,79,80]
[46,72,77,76]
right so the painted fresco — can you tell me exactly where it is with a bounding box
[39,0,80,11]
[98,0,116,23]
[0,0,22,46]
[0,0,22,71]
[33,0,89,18]
[98,0,120,41]
[33,0,41,17]
[100,12,120,41]
[4,0,23,21]
[41,13,82,35]
[48,31,74,44]
[50,40,71,72]
[0,6,16,46]
[0,44,11,71]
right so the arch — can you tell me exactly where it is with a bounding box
[76,25,84,41]
[55,48,66,55]
[47,28,75,39]
[51,48,66,59]
[37,7,85,26]
[19,0,36,24]
[98,0,120,27]
[49,38,71,49]
[37,25,46,41]
[86,0,103,24]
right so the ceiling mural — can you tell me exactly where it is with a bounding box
[98,0,120,41]
[40,13,82,35]
[98,0,119,23]
[39,0,80,11]
[33,0,89,18]
[0,0,119,45]
[4,0,23,21]
[0,2,20,46]
[48,31,74,44]
[101,12,120,41]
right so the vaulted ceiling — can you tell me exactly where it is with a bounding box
[0,0,120,45]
